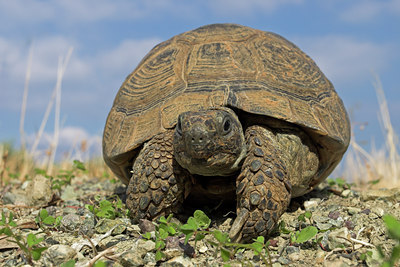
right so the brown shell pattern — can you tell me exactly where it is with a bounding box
[103,24,350,185]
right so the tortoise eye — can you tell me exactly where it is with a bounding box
[176,116,183,136]
[222,117,232,134]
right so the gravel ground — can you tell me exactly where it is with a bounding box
[0,174,399,266]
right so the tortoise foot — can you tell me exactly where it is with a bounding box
[126,130,191,223]
[230,125,292,242]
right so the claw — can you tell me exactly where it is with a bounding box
[229,209,249,242]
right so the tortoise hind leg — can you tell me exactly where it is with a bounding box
[126,130,191,222]
[230,125,318,242]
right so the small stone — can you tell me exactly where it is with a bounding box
[139,219,156,233]
[288,252,301,261]
[328,227,350,249]
[41,245,76,266]
[60,214,81,232]
[371,207,385,218]
[137,239,156,252]
[347,207,361,215]
[120,249,146,266]
[61,185,80,201]
[26,175,53,206]
[361,208,371,215]
[95,218,128,235]
[328,211,340,220]
[303,199,320,211]
[2,192,29,205]
[360,188,400,201]
[285,246,300,254]
[161,256,194,267]
[199,245,208,253]
[341,189,352,198]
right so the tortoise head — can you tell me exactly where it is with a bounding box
[173,107,247,176]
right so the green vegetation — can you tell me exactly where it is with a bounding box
[0,211,47,265]
[143,210,272,266]
[85,195,129,219]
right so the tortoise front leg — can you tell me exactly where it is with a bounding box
[230,125,292,242]
[126,130,191,223]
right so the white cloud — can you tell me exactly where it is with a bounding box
[208,0,303,15]
[95,38,161,77]
[27,126,102,161]
[340,0,400,22]
[296,35,394,84]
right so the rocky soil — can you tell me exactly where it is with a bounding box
[1,174,399,266]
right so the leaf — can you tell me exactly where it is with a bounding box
[295,226,318,243]
[142,232,152,240]
[181,217,198,232]
[389,245,400,264]
[155,240,165,250]
[3,227,13,237]
[194,233,205,241]
[73,160,86,171]
[93,260,107,267]
[279,221,290,234]
[194,210,211,229]
[183,232,193,245]
[213,230,228,243]
[383,215,400,240]
[304,211,312,219]
[220,248,231,262]
[155,250,165,261]
[8,212,14,223]
[32,247,47,260]
[1,211,6,224]
[27,233,44,247]
[256,236,265,244]
[158,216,168,224]
[39,209,48,221]
[251,241,263,255]
[61,259,76,267]
[43,216,56,225]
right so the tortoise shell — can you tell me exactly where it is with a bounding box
[103,23,350,194]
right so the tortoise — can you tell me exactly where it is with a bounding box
[103,23,350,242]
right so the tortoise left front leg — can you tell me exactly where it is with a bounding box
[230,124,319,242]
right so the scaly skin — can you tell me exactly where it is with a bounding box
[126,131,191,223]
[126,108,319,242]
[229,125,292,242]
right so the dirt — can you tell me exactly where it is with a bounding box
[0,175,399,266]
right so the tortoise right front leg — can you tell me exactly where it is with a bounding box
[230,125,319,242]
[126,130,191,222]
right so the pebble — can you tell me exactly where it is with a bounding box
[139,219,156,233]
[41,244,76,266]
[327,227,350,249]
[285,246,300,254]
[120,249,146,266]
[347,207,361,215]
[360,188,400,201]
[303,199,320,211]
[371,207,385,217]
[199,245,208,253]
[26,175,53,206]
[95,218,128,235]
[341,189,352,198]
[161,256,194,267]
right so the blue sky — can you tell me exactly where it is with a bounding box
[0,0,399,160]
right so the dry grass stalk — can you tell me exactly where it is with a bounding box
[19,43,34,151]
[341,76,400,189]
[47,47,74,175]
